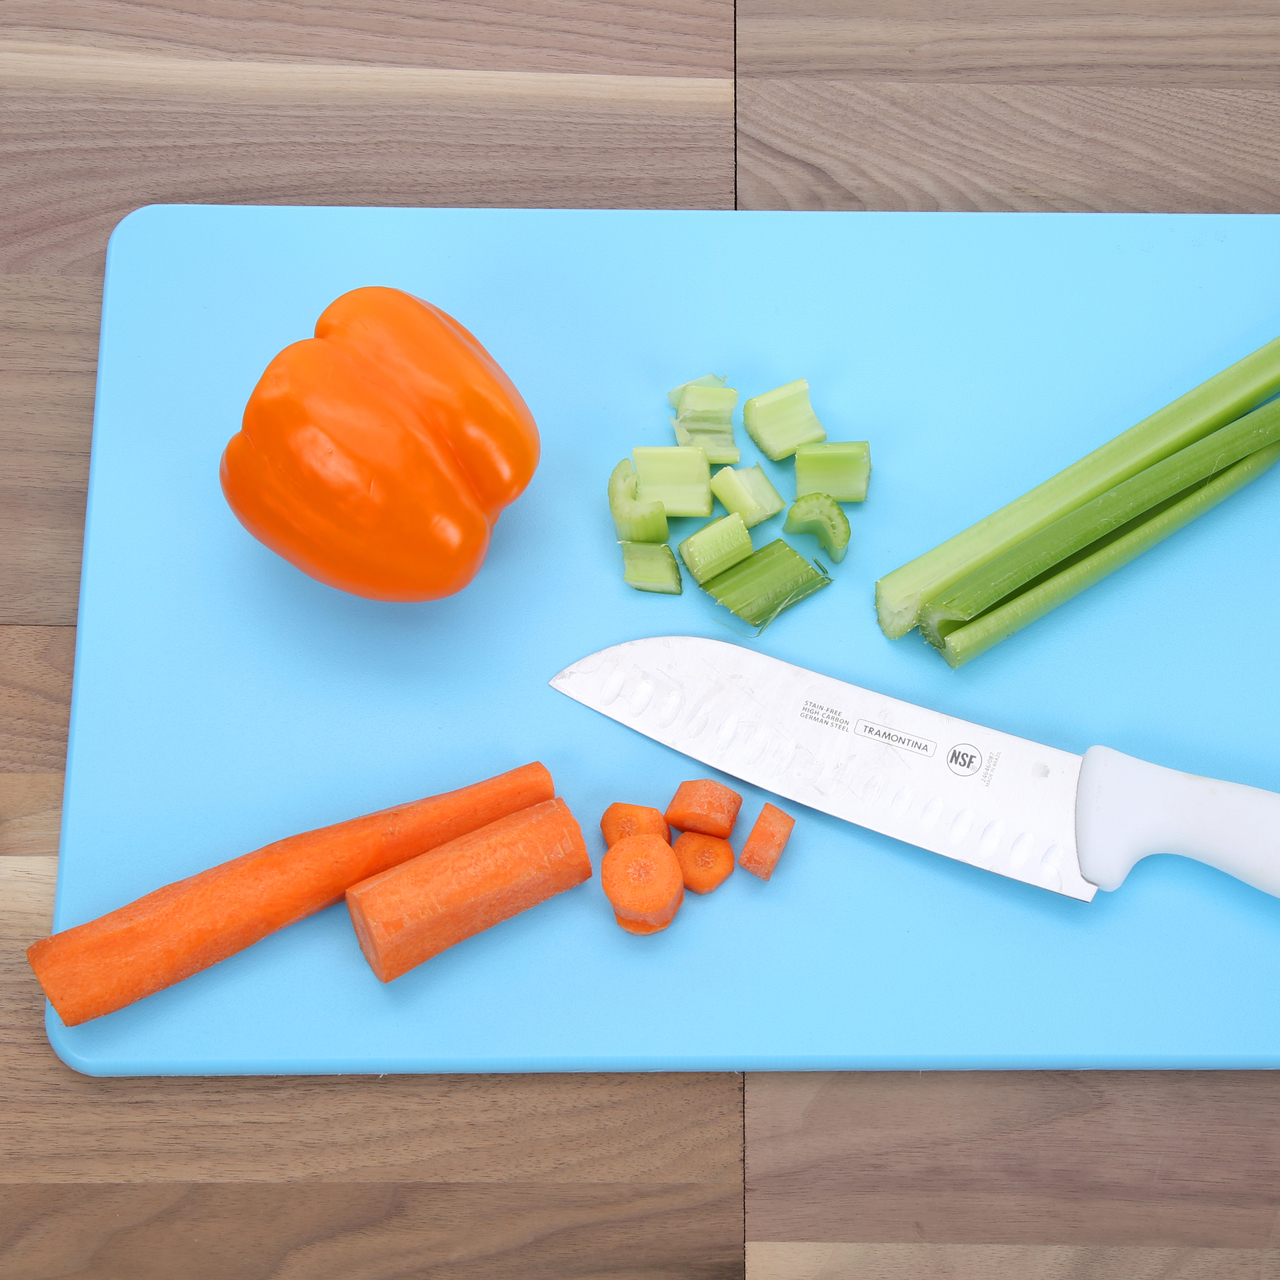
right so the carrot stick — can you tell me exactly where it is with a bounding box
[346,797,590,982]
[27,762,554,1026]
[672,831,735,895]
[664,779,743,840]
[738,803,796,881]
[601,833,684,933]
[600,802,670,847]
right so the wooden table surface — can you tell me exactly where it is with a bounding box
[3,3,1279,1276]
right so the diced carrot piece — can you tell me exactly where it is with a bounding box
[664,779,742,839]
[614,913,667,936]
[346,798,591,983]
[600,802,670,847]
[738,803,795,881]
[672,831,735,895]
[27,762,555,1026]
[601,833,684,933]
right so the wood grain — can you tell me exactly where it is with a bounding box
[2,43,734,277]
[0,1183,744,1278]
[746,1072,1280,1247]
[0,277,97,625]
[7,0,734,78]
[738,0,1280,84]
[737,82,1280,212]
[747,1243,1280,1280]
[0,777,62,857]
[0,627,74,774]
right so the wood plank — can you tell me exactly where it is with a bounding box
[745,1072,1280,1247]
[7,0,734,79]
[0,626,74,774]
[738,0,1280,85]
[0,1183,744,1278]
[2,44,734,278]
[747,1243,1280,1280]
[0,775,62,856]
[737,82,1280,212]
[0,277,97,625]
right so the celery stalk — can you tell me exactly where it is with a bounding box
[679,513,753,584]
[633,446,712,517]
[710,464,785,528]
[608,458,668,543]
[876,334,1280,638]
[919,396,1280,644]
[794,441,871,502]
[702,539,831,627]
[673,419,740,465]
[743,379,827,461]
[621,541,683,594]
[668,373,726,410]
[783,493,851,562]
[935,441,1280,667]
[676,384,737,423]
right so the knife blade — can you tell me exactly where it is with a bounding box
[551,636,1280,905]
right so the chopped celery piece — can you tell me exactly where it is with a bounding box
[794,441,871,502]
[919,396,1280,646]
[667,373,726,410]
[676,384,738,424]
[702,539,831,628]
[875,333,1280,639]
[621,541,683,594]
[608,458,668,543]
[783,493,851,562]
[633,446,712,517]
[679,513,753,584]
[743,378,827,461]
[710,464,785,528]
[934,440,1280,667]
[673,419,740,465]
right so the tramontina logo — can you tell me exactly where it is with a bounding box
[947,743,983,776]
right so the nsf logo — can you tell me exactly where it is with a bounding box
[946,743,983,777]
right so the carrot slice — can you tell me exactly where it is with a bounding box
[600,802,670,847]
[601,833,684,932]
[672,831,735,895]
[738,803,796,881]
[27,762,554,1026]
[614,913,667,936]
[346,797,591,982]
[664,779,743,839]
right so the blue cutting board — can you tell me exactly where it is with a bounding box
[52,205,1280,1075]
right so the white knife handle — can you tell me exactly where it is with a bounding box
[1076,745,1280,896]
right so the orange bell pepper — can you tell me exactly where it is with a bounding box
[220,286,540,601]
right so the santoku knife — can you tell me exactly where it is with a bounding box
[551,636,1280,903]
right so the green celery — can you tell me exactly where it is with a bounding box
[673,419,740,465]
[621,541,683,594]
[679,513,753,584]
[934,441,1280,667]
[783,493,851,562]
[608,458,668,543]
[633,446,712,517]
[667,373,726,410]
[743,379,827,461]
[875,334,1280,639]
[920,396,1280,646]
[702,539,831,628]
[676,384,738,423]
[795,441,871,502]
[710,464,785,528]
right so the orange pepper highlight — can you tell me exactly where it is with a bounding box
[220,286,540,601]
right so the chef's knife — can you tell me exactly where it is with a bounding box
[551,636,1280,902]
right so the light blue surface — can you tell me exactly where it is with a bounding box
[51,205,1280,1075]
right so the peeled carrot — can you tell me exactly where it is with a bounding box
[346,797,590,983]
[27,762,554,1026]
[600,802,670,847]
[601,833,684,933]
[672,831,735,895]
[665,779,742,840]
[738,803,796,881]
